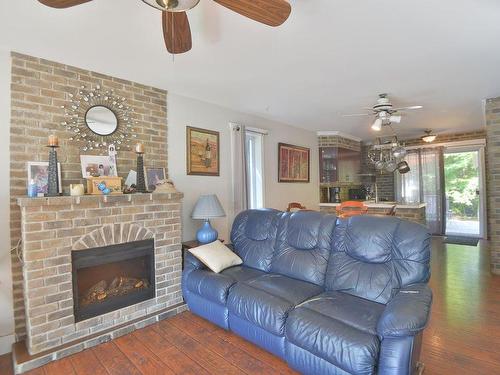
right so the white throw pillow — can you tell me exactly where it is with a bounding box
[188,240,243,273]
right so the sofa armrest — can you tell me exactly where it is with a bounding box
[377,284,432,338]
[184,251,206,272]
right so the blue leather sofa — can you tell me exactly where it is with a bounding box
[183,209,432,375]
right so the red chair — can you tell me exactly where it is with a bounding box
[287,202,307,212]
[336,201,368,218]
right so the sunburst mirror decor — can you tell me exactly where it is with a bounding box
[61,85,137,152]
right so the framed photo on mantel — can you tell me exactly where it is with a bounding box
[278,142,310,183]
[186,126,220,176]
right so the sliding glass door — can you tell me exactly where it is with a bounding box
[395,143,486,238]
[443,147,485,238]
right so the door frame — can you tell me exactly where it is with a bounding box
[443,145,487,239]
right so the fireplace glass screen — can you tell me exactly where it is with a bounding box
[72,239,155,322]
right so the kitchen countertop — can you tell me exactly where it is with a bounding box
[319,201,427,209]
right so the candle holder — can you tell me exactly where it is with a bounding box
[47,144,60,197]
[136,146,147,193]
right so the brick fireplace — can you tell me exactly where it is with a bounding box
[14,192,185,373]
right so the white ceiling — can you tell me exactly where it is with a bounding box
[1,0,500,140]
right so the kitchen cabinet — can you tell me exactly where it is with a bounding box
[319,147,361,184]
[319,147,338,183]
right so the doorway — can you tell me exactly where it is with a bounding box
[443,146,486,238]
[395,141,487,239]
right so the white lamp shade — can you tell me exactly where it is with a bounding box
[372,118,383,131]
[422,134,437,143]
[389,115,402,124]
[192,194,226,219]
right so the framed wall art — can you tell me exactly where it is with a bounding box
[278,143,310,183]
[80,155,118,178]
[145,167,166,191]
[186,126,220,176]
[27,161,62,195]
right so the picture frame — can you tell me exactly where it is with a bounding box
[27,162,62,195]
[186,126,220,176]
[80,155,118,178]
[278,143,310,183]
[145,167,166,192]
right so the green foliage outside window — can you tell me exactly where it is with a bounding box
[444,152,479,219]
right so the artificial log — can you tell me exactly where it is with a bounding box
[80,277,150,307]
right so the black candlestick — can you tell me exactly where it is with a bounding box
[47,146,59,197]
[136,153,147,193]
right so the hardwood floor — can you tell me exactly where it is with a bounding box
[420,237,500,374]
[1,237,499,374]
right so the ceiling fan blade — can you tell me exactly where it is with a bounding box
[38,0,93,8]
[392,105,423,111]
[342,113,372,117]
[162,11,192,54]
[212,0,291,27]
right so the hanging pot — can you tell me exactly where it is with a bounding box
[397,161,411,174]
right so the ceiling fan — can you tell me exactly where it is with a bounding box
[343,93,423,132]
[37,0,292,54]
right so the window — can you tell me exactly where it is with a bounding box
[245,131,265,209]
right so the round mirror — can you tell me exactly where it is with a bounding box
[85,106,118,136]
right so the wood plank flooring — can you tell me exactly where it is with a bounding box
[420,237,500,374]
[1,237,499,374]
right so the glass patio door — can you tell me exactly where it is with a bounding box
[443,147,485,238]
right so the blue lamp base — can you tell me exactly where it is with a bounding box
[196,219,218,244]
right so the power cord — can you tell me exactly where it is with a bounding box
[10,238,23,265]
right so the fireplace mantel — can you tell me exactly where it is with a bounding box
[15,192,185,373]
[17,192,183,208]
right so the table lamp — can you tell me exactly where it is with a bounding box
[192,194,226,244]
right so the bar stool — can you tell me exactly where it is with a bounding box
[336,201,368,218]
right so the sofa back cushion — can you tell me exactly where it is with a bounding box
[271,211,337,286]
[325,216,431,304]
[230,209,282,272]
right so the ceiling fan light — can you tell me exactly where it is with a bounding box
[372,118,383,131]
[389,115,402,124]
[142,0,200,11]
[422,135,436,143]
[421,130,437,143]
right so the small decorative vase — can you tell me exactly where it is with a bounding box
[196,220,218,244]
[70,184,85,196]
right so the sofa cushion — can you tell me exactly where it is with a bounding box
[294,291,385,335]
[325,216,431,304]
[271,211,337,286]
[286,291,384,375]
[188,240,243,273]
[185,266,265,305]
[227,274,323,336]
[231,209,282,272]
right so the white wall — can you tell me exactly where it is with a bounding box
[168,93,319,242]
[0,48,15,354]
